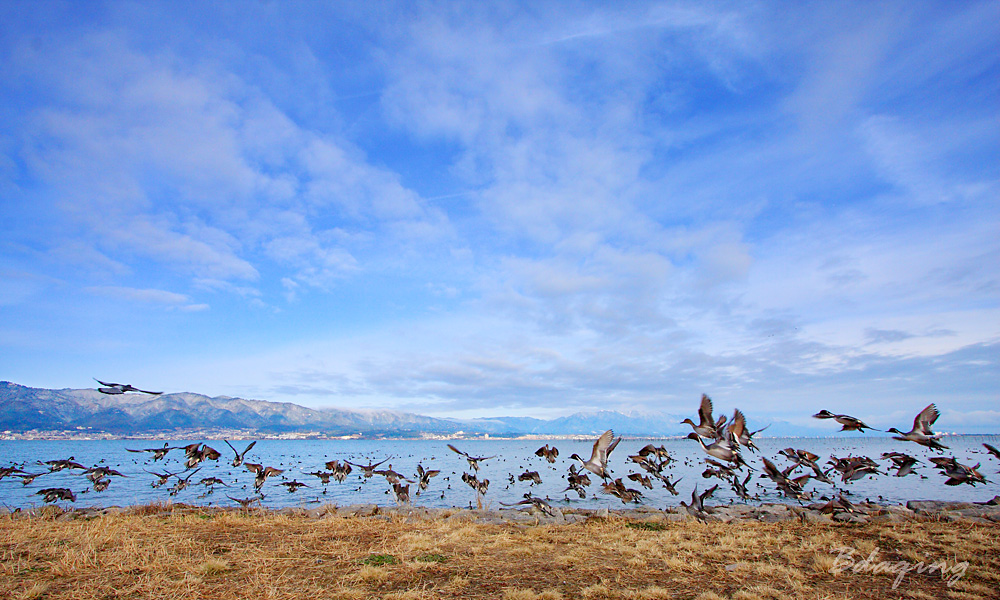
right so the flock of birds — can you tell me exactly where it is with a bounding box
[2,387,998,518]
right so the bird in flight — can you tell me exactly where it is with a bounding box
[447,444,496,472]
[94,378,162,395]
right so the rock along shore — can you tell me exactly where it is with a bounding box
[4,497,999,527]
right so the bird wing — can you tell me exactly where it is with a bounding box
[914,404,940,434]
[698,394,714,426]
[223,439,239,456]
[591,429,615,463]
[728,409,747,439]
[447,444,468,458]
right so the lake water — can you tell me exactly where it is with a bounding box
[1,435,998,511]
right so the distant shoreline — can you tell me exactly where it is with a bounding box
[5,497,1000,525]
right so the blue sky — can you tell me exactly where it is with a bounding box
[1,1,997,430]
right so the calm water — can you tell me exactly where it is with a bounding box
[1,436,998,511]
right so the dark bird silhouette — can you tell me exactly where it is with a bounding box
[94,378,162,395]
[323,460,353,482]
[0,466,27,481]
[461,471,490,495]
[812,410,877,433]
[881,452,921,477]
[227,495,262,508]
[827,456,881,482]
[84,466,126,479]
[245,463,283,491]
[680,484,718,520]
[502,494,556,516]
[281,480,309,493]
[374,465,411,485]
[661,475,682,496]
[310,471,333,484]
[392,482,411,503]
[415,464,440,491]
[929,457,987,486]
[535,444,559,463]
[168,468,201,496]
[759,457,811,500]
[15,472,47,486]
[37,488,76,503]
[732,471,754,501]
[601,478,644,504]
[518,470,542,486]
[184,444,222,469]
[447,444,496,472]
[126,443,176,461]
[627,472,653,490]
[346,458,389,478]
[726,409,767,452]
[223,440,257,467]
[983,443,1000,460]
[39,457,86,472]
[144,468,178,488]
[636,444,672,463]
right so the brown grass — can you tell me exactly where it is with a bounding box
[1,507,997,599]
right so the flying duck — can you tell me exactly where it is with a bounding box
[535,444,560,463]
[447,444,497,472]
[886,404,948,450]
[681,394,726,439]
[125,443,177,461]
[812,410,877,433]
[223,440,257,467]
[345,458,389,478]
[569,429,621,481]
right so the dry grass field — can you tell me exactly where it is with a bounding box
[2,505,998,600]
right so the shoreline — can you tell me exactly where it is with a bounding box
[5,498,1000,526]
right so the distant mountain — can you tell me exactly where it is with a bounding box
[0,381,825,438]
[0,382,457,436]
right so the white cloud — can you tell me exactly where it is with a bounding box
[85,286,188,304]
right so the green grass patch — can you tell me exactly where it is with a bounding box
[361,553,398,566]
[415,553,448,563]
[625,521,668,531]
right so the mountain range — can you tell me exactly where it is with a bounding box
[1,381,826,438]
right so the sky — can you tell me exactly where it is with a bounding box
[1,1,997,430]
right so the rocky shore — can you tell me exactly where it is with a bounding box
[6,497,999,526]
